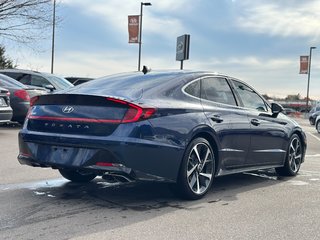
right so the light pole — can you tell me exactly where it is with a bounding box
[306,46,316,111]
[51,0,56,74]
[138,2,151,71]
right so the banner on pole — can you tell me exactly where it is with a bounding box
[128,15,140,43]
[300,56,309,74]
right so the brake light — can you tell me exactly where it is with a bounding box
[96,162,115,167]
[106,97,156,123]
[14,90,30,101]
[30,96,39,107]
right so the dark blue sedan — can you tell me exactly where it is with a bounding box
[18,71,306,199]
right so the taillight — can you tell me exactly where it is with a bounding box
[6,92,10,97]
[30,96,39,107]
[106,97,156,123]
[14,90,30,101]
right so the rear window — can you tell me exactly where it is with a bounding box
[80,72,185,92]
[184,80,200,98]
[0,74,26,88]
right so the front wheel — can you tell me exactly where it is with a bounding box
[177,137,215,200]
[276,134,303,176]
[59,169,97,182]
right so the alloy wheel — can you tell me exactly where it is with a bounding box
[288,136,302,173]
[317,122,320,133]
[186,142,214,195]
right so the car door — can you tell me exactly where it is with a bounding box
[200,76,251,170]
[230,79,287,167]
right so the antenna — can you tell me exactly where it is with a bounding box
[142,65,151,74]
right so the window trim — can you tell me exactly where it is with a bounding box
[182,77,202,100]
[182,76,240,107]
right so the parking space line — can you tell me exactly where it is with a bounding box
[306,131,320,142]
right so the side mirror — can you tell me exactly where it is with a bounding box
[44,84,55,92]
[271,102,284,117]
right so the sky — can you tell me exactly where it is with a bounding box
[2,0,320,99]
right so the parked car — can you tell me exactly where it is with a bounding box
[0,74,47,124]
[283,108,301,117]
[0,86,12,123]
[18,70,306,200]
[65,77,93,85]
[308,106,320,125]
[0,69,74,92]
[315,115,320,133]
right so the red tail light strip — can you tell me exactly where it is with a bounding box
[27,97,156,124]
[106,97,156,123]
[96,162,115,167]
[30,96,39,107]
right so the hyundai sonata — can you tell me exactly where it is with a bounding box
[18,71,306,199]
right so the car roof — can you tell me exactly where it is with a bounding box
[0,68,42,75]
[64,70,232,100]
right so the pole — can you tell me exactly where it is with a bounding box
[180,60,183,70]
[138,2,143,71]
[51,0,56,74]
[306,47,316,111]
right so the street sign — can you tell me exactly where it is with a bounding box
[176,34,190,61]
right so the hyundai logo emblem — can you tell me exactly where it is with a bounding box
[62,106,74,114]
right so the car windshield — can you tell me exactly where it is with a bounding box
[43,74,74,89]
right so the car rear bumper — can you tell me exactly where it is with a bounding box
[0,108,13,122]
[18,130,185,182]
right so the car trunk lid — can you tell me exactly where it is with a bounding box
[26,94,155,136]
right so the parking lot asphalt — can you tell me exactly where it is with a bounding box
[0,117,319,240]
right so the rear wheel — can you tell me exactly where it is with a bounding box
[59,169,96,182]
[309,117,314,125]
[177,137,215,200]
[276,134,302,176]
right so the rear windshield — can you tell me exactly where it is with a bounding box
[79,72,186,91]
[0,74,26,88]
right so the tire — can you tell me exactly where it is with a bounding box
[316,121,320,134]
[309,118,314,125]
[59,169,96,182]
[276,134,303,176]
[18,120,24,125]
[176,137,215,200]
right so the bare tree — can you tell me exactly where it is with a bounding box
[0,0,53,43]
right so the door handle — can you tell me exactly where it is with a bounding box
[211,115,223,123]
[251,119,260,126]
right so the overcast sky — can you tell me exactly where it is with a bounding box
[2,0,320,98]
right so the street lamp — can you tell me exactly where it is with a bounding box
[51,0,56,74]
[138,2,152,71]
[306,46,316,111]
